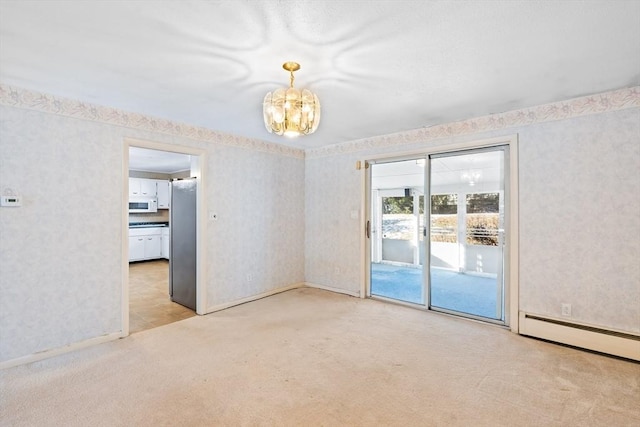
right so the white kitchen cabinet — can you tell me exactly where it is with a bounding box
[129,178,140,197]
[140,179,157,197]
[129,178,157,197]
[161,227,170,259]
[144,235,162,259]
[129,227,164,262]
[129,236,146,261]
[156,180,170,209]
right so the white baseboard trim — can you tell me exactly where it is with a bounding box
[519,312,640,361]
[0,332,123,370]
[205,282,305,314]
[304,282,361,298]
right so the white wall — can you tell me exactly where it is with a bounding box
[305,89,640,334]
[518,108,639,332]
[0,87,305,364]
[206,144,305,306]
[0,107,123,363]
[305,154,362,293]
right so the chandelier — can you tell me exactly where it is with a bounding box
[263,62,321,137]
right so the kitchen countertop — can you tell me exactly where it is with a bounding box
[129,222,169,228]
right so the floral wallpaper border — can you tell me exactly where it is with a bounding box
[0,84,305,160]
[307,86,640,158]
[1,83,638,160]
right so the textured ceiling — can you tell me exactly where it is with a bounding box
[1,1,638,150]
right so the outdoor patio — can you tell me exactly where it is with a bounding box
[371,262,500,319]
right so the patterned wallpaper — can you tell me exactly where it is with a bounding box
[0,84,305,160]
[0,107,124,362]
[0,102,305,363]
[517,109,640,332]
[307,86,640,158]
[1,83,637,161]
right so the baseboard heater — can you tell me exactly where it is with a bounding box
[519,312,640,362]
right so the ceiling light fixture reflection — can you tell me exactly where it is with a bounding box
[263,62,321,138]
[461,170,482,186]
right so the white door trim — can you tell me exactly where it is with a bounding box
[122,138,208,337]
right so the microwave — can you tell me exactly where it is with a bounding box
[129,197,158,213]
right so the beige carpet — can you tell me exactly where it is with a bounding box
[1,288,639,426]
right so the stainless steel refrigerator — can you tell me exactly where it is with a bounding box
[169,177,197,310]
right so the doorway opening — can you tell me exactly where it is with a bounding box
[123,139,205,335]
[366,139,517,327]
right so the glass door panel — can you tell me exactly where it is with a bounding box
[428,148,507,321]
[369,159,426,304]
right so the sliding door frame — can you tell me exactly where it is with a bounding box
[361,135,519,332]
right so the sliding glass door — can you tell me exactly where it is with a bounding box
[369,159,426,304]
[428,147,507,321]
[367,146,509,324]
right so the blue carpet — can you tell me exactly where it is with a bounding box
[371,263,501,319]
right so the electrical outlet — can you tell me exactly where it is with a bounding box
[561,303,571,317]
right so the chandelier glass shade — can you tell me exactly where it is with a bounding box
[263,62,321,137]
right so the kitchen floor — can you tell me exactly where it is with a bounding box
[129,259,195,334]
